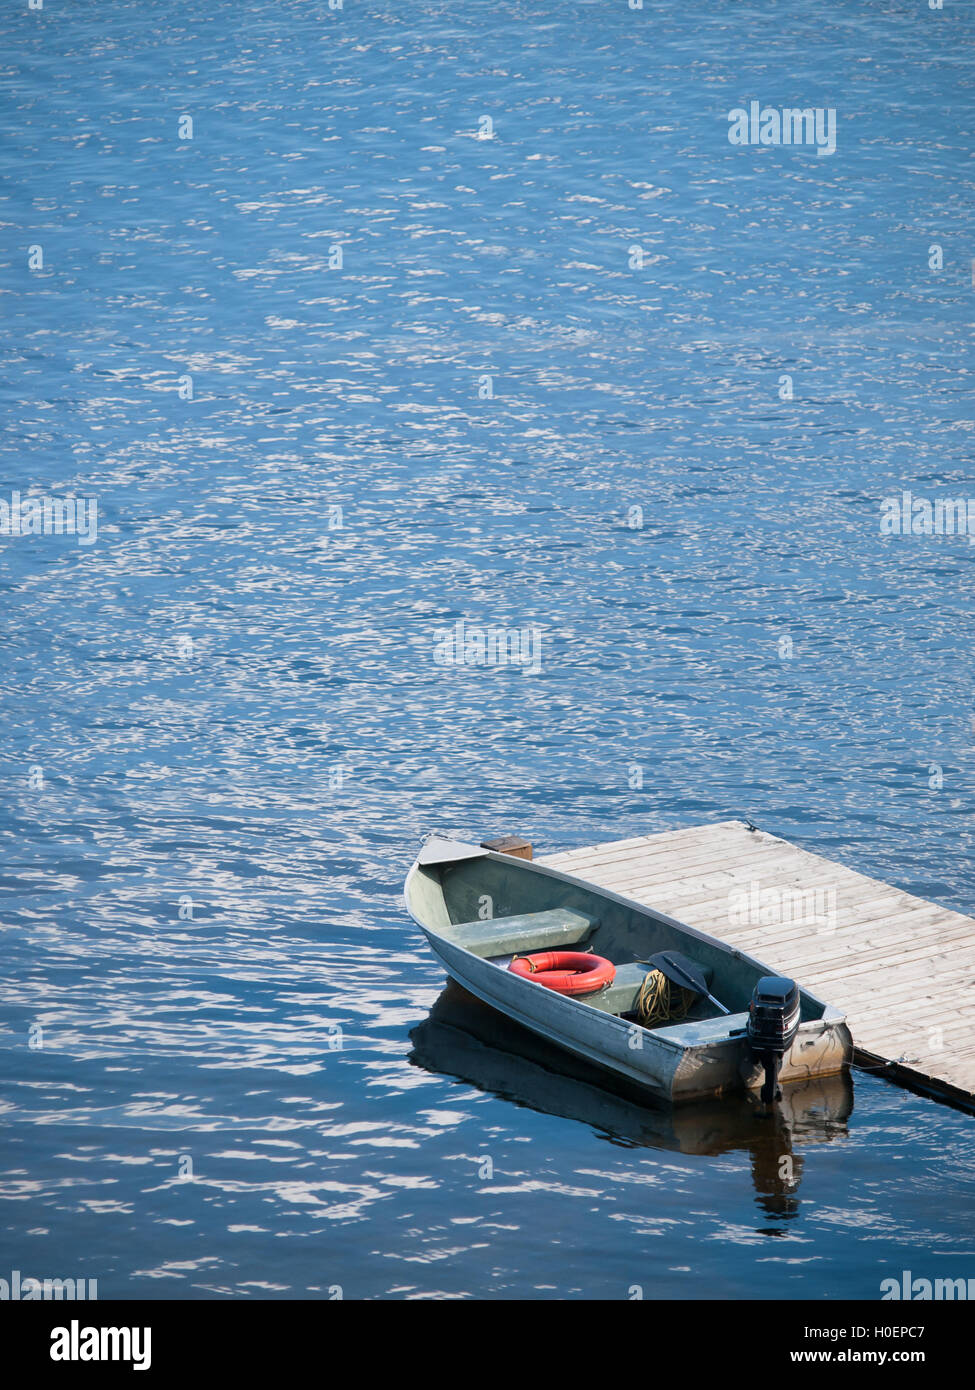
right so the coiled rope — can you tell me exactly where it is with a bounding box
[634,969,695,1027]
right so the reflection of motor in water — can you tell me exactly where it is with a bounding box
[746,1102,806,1222]
[410,982,853,1215]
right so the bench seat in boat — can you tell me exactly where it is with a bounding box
[443,908,597,958]
[580,962,656,1014]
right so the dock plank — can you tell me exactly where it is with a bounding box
[540,820,975,1110]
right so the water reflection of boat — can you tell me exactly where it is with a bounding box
[410,982,854,1217]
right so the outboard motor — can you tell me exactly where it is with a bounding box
[747,975,801,1104]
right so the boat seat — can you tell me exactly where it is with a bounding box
[443,908,598,959]
[583,962,656,1014]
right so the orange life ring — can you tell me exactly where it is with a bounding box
[508,950,616,996]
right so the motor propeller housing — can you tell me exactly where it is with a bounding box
[746,975,801,1103]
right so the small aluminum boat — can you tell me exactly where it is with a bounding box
[404,836,853,1105]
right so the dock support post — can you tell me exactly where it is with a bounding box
[480,835,533,860]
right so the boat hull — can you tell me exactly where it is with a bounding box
[422,928,850,1103]
[411,980,855,1155]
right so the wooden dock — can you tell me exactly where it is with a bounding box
[540,820,975,1111]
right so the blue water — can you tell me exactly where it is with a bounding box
[2,0,973,1299]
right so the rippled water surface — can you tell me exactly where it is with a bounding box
[1,1,974,1299]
